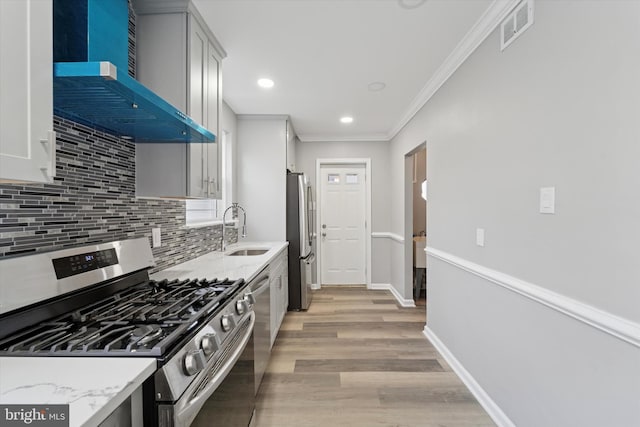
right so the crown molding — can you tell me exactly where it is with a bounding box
[297,133,389,143]
[237,114,290,121]
[386,0,520,140]
[294,0,520,144]
[427,246,640,348]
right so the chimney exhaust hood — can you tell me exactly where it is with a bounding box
[52,0,215,143]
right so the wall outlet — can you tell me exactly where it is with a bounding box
[152,227,161,248]
[476,228,485,247]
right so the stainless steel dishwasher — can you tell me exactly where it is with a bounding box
[251,267,271,394]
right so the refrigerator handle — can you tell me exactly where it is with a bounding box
[304,253,316,264]
[308,185,314,243]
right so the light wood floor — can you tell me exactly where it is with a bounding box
[253,286,495,427]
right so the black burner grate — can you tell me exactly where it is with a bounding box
[0,277,242,357]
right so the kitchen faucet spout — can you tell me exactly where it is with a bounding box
[222,203,247,252]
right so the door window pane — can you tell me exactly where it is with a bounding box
[327,174,340,184]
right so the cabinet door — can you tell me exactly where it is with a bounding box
[269,272,279,347]
[205,42,220,198]
[0,0,54,183]
[282,254,289,311]
[187,16,208,197]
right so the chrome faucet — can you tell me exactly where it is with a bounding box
[221,203,247,252]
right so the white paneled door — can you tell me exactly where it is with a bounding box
[320,165,366,285]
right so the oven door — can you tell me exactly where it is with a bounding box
[159,312,255,427]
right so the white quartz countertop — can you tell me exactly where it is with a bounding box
[0,357,156,427]
[151,241,288,283]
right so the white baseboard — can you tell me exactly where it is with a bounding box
[370,283,416,308]
[426,247,640,348]
[310,283,320,290]
[423,326,515,427]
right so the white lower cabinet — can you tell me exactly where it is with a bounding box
[269,249,289,348]
[0,0,55,184]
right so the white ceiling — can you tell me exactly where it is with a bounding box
[193,0,493,142]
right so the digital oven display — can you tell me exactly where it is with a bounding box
[52,248,119,279]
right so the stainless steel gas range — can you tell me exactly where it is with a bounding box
[0,238,255,427]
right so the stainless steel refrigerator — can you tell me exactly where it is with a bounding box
[286,172,314,310]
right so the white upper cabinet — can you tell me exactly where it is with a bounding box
[133,0,225,198]
[0,0,55,184]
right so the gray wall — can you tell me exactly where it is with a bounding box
[295,140,391,285]
[389,1,640,425]
[222,100,238,204]
[236,116,288,242]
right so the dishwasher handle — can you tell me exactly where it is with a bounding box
[250,269,270,296]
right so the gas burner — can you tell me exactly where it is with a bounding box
[131,325,164,346]
[0,275,245,356]
[149,279,171,293]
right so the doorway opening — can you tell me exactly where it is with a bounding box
[316,158,372,288]
[404,144,427,306]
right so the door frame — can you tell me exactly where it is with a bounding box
[315,158,372,289]
[404,142,427,302]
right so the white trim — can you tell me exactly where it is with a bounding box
[423,326,516,427]
[296,0,521,143]
[427,247,640,348]
[316,159,372,289]
[298,133,389,143]
[371,232,405,243]
[370,283,416,308]
[388,0,520,139]
[310,283,321,290]
[237,114,290,121]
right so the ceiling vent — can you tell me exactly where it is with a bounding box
[501,0,534,51]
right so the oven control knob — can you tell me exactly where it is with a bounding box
[244,292,256,305]
[221,314,234,332]
[200,333,218,356]
[183,349,206,376]
[236,300,248,315]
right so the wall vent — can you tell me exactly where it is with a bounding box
[501,0,534,51]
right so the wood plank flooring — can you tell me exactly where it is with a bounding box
[253,286,495,427]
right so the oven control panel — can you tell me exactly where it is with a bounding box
[52,248,119,279]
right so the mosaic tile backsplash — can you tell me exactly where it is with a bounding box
[0,117,235,273]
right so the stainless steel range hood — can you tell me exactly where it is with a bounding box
[52,0,215,143]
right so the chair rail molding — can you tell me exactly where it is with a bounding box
[371,232,405,243]
[426,247,640,348]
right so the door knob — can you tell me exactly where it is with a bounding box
[322,233,326,237]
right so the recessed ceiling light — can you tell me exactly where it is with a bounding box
[340,116,354,124]
[368,81,386,92]
[257,78,274,88]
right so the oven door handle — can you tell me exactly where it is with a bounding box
[174,311,255,427]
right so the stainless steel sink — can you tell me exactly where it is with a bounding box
[226,249,269,256]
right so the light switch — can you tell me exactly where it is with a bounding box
[476,228,485,247]
[152,227,161,248]
[540,187,555,214]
